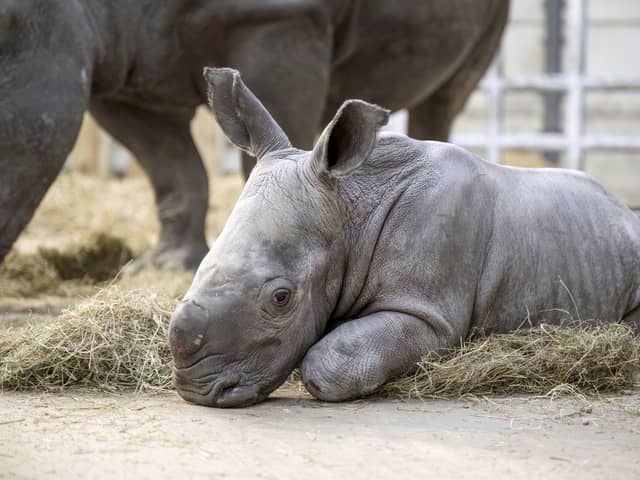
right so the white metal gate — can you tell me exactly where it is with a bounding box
[452,0,640,169]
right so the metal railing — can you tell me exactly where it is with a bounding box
[452,0,640,169]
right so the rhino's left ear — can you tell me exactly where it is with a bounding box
[312,100,390,177]
[204,67,291,159]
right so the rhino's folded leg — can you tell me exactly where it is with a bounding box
[90,99,209,271]
[300,311,451,402]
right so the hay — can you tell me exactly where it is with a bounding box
[2,287,639,397]
[114,268,194,299]
[39,233,133,282]
[21,172,159,255]
[383,324,640,399]
[0,233,133,298]
[0,250,64,297]
[0,287,175,391]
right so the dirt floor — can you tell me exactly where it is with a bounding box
[1,389,639,480]
[1,170,639,479]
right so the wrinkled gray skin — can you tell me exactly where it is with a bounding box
[0,0,508,269]
[169,68,640,408]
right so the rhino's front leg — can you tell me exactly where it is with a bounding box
[90,99,209,271]
[301,312,452,402]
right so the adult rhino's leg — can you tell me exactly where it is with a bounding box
[300,311,455,402]
[238,69,329,177]
[408,0,509,141]
[90,100,208,271]
[0,0,94,264]
[226,16,332,178]
[0,102,84,261]
[0,151,71,263]
[0,76,90,263]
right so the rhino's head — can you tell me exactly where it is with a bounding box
[169,67,389,407]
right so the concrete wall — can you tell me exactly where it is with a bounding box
[452,0,640,206]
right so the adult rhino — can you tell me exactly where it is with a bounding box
[0,0,508,269]
[169,68,640,408]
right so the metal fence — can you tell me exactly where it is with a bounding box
[452,0,640,169]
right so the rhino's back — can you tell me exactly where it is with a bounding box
[473,164,640,333]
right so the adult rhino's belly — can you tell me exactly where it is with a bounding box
[328,24,482,110]
[473,170,640,333]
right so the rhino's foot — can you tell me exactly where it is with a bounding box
[301,334,367,402]
[123,241,208,274]
[301,311,448,402]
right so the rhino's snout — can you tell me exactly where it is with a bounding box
[169,299,209,363]
[173,365,264,408]
[169,297,266,408]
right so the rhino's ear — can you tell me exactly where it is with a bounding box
[204,67,291,159]
[312,100,389,177]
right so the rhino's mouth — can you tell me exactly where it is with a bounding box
[173,369,266,408]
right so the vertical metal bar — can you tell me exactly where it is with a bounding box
[486,54,503,164]
[99,131,112,177]
[543,0,565,164]
[566,0,587,170]
[100,133,130,177]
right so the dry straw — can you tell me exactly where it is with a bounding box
[39,233,133,282]
[1,284,638,397]
[0,233,133,298]
[0,250,64,298]
[383,323,640,398]
[0,287,175,391]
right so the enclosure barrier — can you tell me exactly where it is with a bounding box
[452,0,640,169]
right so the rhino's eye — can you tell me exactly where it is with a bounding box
[271,289,290,307]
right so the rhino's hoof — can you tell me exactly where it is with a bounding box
[123,243,208,274]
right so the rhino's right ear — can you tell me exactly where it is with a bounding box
[312,100,389,177]
[204,67,291,159]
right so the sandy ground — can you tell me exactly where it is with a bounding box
[1,388,639,480]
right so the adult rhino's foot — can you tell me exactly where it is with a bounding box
[123,241,208,274]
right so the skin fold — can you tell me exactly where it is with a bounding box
[0,0,508,270]
[169,68,640,408]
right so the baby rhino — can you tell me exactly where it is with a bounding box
[169,67,640,408]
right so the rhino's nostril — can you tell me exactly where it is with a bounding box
[169,300,210,358]
[215,384,262,408]
[211,373,240,398]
